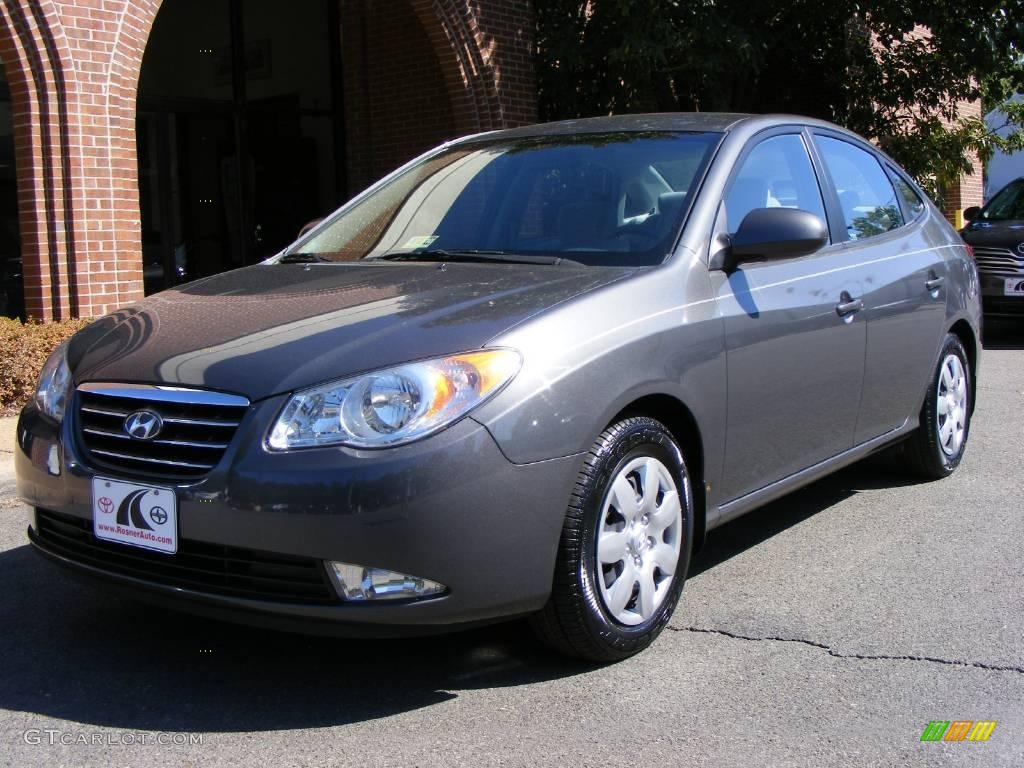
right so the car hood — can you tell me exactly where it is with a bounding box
[69,262,631,400]
[960,219,1024,247]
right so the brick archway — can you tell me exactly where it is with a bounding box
[0,0,534,320]
[0,0,163,320]
[412,0,536,132]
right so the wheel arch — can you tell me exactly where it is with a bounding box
[948,318,978,411]
[610,393,707,553]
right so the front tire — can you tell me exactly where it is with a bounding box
[530,417,694,662]
[893,333,972,479]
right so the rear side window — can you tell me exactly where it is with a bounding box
[817,136,904,241]
[890,172,925,219]
[725,134,827,235]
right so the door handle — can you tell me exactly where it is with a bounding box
[835,292,864,317]
[925,275,944,291]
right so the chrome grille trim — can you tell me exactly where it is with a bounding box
[162,416,241,428]
[81,427,229,450]
[972,246,1024,276]
[87,448,216,470]
[77,383,250,408]
[76,384,249,481]
[79,404,239,428]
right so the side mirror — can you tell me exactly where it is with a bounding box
[963,206,981,222]
[727,208,828,268]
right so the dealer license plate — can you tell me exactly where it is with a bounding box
[92,477,177,554]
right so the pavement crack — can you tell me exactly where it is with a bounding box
[669,625,1024,675]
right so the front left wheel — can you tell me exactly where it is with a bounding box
[530,416,694,662]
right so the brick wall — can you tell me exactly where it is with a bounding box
[343,0,536,195]
[0,0,537,321]
[342,0,458,195]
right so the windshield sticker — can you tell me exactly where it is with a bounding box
[401,235,439,250]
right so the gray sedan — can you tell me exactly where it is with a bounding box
[17,113,980,661]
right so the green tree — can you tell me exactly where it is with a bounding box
[537,0,1024,203]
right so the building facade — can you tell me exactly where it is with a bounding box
[0,0,536,321]
[0,2,985,322]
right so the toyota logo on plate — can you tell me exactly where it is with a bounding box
[123,410,163,440]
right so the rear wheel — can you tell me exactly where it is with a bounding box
[892,333,972,479]
[530,417,693,662]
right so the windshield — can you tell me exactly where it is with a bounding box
[286,131,722,267]
[979,179,1024,221]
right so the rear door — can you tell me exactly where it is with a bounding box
[811,133,948,443]
[712,130,868,503]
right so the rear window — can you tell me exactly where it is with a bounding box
[817,136,904,241]
[890,173,925,219]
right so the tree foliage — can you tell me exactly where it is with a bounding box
[537,0,1024,202]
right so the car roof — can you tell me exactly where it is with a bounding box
[453,112,849,144]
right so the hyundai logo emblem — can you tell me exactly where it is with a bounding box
[124,410,163,441]
[1017,243,1024,256]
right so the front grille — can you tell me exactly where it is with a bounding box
[972,246,1024,276]
[34,509,337,604]
[76,384,249,481]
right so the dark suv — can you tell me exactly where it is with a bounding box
[961,177,1024,318]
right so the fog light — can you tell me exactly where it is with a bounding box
[326,561,446,601]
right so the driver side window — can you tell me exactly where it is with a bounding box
[725,134,827,238]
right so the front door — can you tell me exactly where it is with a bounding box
[712,131,867,503]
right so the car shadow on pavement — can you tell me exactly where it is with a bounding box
[0,543,594,733]
[689,460,924,577]
[0,461,927,734]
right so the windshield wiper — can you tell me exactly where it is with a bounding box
[277,252,331,264]
[366,249,579,266]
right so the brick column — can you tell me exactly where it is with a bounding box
[0,0,160,321]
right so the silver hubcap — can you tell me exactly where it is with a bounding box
[936,354,968,458]
[595,456,683,626]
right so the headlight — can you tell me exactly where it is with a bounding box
[267,349,521,450]
[34,341,72,422]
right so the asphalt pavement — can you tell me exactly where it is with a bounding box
[1,325,1022,767]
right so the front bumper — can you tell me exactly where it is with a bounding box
[980,273,1024,317]
[16,395,582,635]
